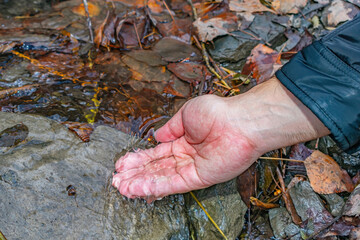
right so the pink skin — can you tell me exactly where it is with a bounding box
[112,77,330,201]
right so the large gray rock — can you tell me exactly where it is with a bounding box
[0,112,189,239]
[0,112,247,239]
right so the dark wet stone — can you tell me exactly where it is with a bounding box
[320,193,345,217]
[248,12,286,47]
[289,181,334,236]
[246,214,274,240]
[153,37,202,62]
[289,181,331,221]
[208,32,258,65]
[185,179,247,240]
[269,207,300,240]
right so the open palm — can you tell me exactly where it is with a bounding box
[112,95,260,201]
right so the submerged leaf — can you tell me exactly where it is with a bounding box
[0,123,28,147]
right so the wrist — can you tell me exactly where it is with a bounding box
[227,77,330,154]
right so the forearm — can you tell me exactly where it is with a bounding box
[227,77,330,154]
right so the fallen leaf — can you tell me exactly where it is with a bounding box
[229,0,275,14]
[271,0,308,14]
[250,197,279,209]
[241,44,282,84]
[147,0,165,14]
[0,42,17,53]
[304,150,354,194]
[167,62,211,84]
[62,122,94,142]
[237,162,257,208]
[282,30,313,59]
[193,12,238,42]
[72,2,100,17]
[322,0,360,27]
[0,123,28,147]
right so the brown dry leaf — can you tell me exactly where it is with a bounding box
[241,44,282,84]
[250,197,279,209]
[72,2,100,17]
[193,12,238,42]
[322,0,360,27]
[304,150,355,194]
[237,163,257,208]
[148,0,164,14]
[229,0,275,22]
[62,122,94,142]
[229,0,275,13]
[167,62,211,84]
[271,0,308,15]
[0,42,17,53]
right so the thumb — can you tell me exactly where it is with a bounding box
[155,108,185,142]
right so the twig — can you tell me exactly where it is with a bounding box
[162,0,179,30]
[82,0,94,44]
[133,22,143,49]
[276,167,302,225]
[187,0,198,20]
[190,191,229,240]
[0,84,40,99]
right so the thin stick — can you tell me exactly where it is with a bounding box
[258,157,305,163]
[162,0,179,30]
[133,22,143,49]
[82,0,94,44]
[0,84,40,99]
[276,167,302,225]
[187,0,198,20]
[190,191,229,240]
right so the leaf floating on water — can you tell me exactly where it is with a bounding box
[0,123,29,147]
[304,150,354,194]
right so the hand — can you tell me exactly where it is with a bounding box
[112,77,330,201]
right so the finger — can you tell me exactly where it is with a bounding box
[155,107,185,143]
[115,169,192,200]
[114,156,206,199]
[115,142,173,172]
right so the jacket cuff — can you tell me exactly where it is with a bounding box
[276,41,360,153]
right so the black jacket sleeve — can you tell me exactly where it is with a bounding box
[275,13,360,153]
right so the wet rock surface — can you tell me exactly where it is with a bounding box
[269,207,300,240]
[185,179,247,240]
[0,112,247,239]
